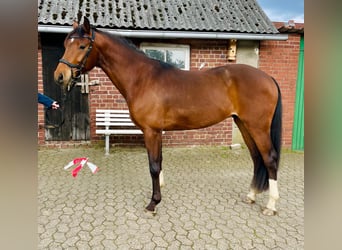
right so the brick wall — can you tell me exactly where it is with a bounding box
[37,36,45,145]
[259,33,301,147]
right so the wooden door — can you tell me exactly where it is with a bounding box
[41,33,90,141]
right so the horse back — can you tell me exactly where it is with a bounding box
[130,63,278,131]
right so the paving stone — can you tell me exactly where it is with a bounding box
[38,146,304,249]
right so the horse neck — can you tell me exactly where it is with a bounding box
[95,32,152,100]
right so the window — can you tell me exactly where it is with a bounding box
[140,43,190,70]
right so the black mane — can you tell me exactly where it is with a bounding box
[96,29,176,69]
[97,29,145,55]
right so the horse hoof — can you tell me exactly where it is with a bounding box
[243,197,255,204]
[262,208,277,216]
[144,208,157,216]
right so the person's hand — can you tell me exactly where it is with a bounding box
[51,101,60,109]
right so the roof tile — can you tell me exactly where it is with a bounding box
[38,0,278,34]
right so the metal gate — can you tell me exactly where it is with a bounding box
[292,35,304,150]
[41,33,90,141]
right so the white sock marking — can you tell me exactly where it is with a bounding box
[159,170,165,187]
[266,179,279,211]
[247,189,256,201]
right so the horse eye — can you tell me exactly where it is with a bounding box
[79,45,86,50]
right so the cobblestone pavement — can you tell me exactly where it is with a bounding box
[38,146,304,249]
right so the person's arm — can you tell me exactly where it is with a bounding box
[38,93,59,109]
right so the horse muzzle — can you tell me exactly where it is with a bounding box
[54,66,78,92]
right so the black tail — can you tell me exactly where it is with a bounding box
[271,77,282,167]
[251,78,282,192]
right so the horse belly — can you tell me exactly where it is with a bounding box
[162,102,231,131]
[161,85,233,130]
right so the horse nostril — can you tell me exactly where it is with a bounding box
[58,73,64,83]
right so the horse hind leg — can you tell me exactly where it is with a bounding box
[233,116,268,204]
[252,85,282,215]
[247,127,280,216]
[258,144,280,216]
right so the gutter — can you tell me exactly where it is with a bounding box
[38,25,288,41]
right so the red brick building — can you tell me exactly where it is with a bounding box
[259,22,304,147]
[38,1,304,150]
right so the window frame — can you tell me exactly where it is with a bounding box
[140,43,190,70]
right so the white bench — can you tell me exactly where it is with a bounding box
[95,109,143,155]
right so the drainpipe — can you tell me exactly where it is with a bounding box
[38,25,288,40]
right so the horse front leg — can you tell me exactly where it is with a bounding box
[143,129,163,215]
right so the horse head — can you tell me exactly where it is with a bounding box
[54,17,97,92]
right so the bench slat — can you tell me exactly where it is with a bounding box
[96,114,131,118]
[96,109,130,113]
[96,122,136,126]
[96,118,132,122]
[96,129,143,134]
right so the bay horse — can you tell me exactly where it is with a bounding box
[54,17,282,216]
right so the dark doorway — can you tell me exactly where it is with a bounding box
[41,33,90,141]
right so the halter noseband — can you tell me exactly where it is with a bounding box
[59,28,95,83]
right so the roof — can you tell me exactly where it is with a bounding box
[38,0,279,34]
[274,21,304,34]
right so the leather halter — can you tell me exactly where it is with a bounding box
[59,28,95,84]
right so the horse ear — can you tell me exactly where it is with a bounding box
[83,16,91,34]
[72,20,79,29]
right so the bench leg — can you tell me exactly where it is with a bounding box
[105,134,110,155]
